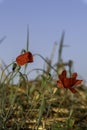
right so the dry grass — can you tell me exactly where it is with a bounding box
[0,30,87,130]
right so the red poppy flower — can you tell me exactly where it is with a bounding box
[16,51,33,66]
[57,70,82,93]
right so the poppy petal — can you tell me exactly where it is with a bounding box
[57,80,64,88]
[72,73,77,78]
[74,80,82,86]
[59,70,66,81]
[16,51,33,66]
[68,78,76,86]
[69,87,77,93]
[63,78,71,88]
[62,70,66,77]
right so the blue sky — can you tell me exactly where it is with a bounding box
[0,0,87,82]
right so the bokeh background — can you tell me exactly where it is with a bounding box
[0,0,87,82]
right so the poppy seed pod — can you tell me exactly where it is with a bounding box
[16,51,33,66]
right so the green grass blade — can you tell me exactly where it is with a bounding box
[37,95,45,129]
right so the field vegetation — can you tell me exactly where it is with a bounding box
[0,30,87,130]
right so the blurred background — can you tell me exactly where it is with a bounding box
[0,0,87,83]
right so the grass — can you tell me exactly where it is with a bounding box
[0,31,87,130]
